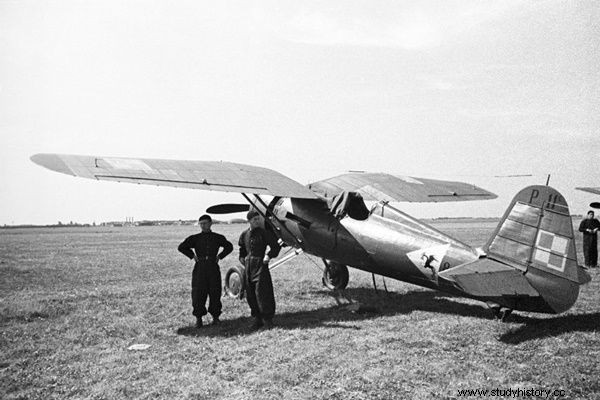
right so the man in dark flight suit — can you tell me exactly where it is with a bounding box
[178,214,233,327]
[579,210,600,268]
[238,210,281,329]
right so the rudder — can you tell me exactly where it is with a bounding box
[483,185,589,313]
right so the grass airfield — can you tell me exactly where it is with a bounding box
[1,220,599,399]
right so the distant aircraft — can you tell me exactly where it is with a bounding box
[577,187,600,195]
[31,153,591,321]
[576,187,600,209]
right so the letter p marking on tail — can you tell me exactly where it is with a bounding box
[529,189,539,204]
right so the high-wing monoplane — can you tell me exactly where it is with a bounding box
[31,154,591,320]
[576,187,600,209]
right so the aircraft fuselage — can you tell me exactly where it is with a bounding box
[269,198,479,292]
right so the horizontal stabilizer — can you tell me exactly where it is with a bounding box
[439,259,538,297]
[308,172,496,202]
[30,153,318,199]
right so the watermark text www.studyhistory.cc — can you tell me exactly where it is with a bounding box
[456,387,567,398]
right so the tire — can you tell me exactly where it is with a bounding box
[224,265,246,299]
[322,260,349,290]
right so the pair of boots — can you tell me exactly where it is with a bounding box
[196,316,220,328]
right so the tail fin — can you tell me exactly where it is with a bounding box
[483,185,590,312]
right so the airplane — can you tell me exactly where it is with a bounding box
[31,153,591,321]
[577,187,600,196]
[575,187,600,209]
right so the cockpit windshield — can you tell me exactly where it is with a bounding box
[329,191,370,220]
[369,202,469,247]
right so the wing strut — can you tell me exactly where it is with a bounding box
[268,248,304,271]
[241,193,304,248]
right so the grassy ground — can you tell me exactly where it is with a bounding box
[1,220,599,399]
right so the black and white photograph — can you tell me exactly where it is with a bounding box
[1,1,599,399]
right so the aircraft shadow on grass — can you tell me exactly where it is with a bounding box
[175,287,600,343]
[498,312,600,344]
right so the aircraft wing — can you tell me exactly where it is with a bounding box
[576,187,600,195]
[30,153,318,199]
[307,172,497,202]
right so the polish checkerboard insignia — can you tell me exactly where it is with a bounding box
[533,229,569,272]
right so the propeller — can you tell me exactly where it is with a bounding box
[591,202,600,210]
[206,203,250,214]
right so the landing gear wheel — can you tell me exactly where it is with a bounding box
[322,260,349,290]
[224,265,246,299]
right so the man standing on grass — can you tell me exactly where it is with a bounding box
[238,210,281,330]
[178,214,233,328]
[579,210,600,268]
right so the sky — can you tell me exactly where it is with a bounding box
[1,0,599,225]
